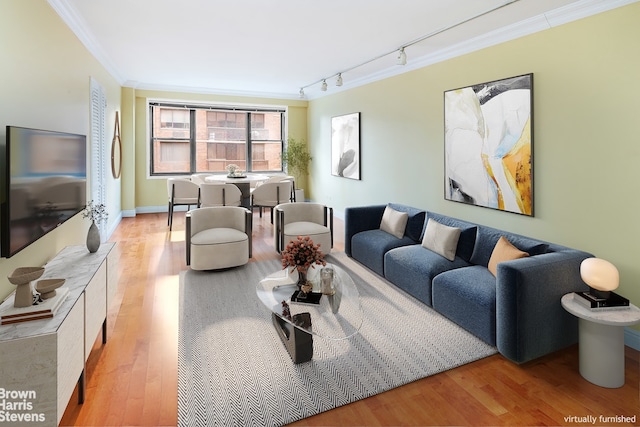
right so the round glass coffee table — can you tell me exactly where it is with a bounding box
[256,263,363,363]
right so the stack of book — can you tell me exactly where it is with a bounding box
[574,290,629,310]
[0,287,69,325]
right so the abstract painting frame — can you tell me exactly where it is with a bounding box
[331,112,361,180]
[444,73,534,216]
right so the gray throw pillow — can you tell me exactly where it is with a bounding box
[421,218,461,261]
[380,206,408,239]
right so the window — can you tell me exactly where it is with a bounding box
[150,103,284,175]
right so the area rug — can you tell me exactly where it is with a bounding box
[178,252,497,427]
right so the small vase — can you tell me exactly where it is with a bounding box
[86,221,101,253]
[296,268,308,289]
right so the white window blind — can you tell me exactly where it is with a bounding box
[90,77,107,239]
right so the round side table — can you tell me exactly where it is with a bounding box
[561,293,640,388]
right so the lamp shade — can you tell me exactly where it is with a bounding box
[580,258,619,292]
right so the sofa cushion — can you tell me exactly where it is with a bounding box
[351,229,416,276]
[388,203,426,242]
[432,266,497,345]
[380,206,408,239]
[488,236,529,276]
[470,227,549,268]
[423,212,477,262]
[421,218,461,261]
[384,245,471,306]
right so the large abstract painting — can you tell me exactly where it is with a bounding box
[331,112,361,180]
[444,73,533,216]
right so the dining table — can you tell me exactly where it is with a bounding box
[204,173,271,208]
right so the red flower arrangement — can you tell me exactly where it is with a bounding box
[281,235,326,273]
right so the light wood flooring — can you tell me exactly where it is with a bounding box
[61,211,639,426]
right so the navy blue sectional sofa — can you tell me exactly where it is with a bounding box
[345,203,593,364]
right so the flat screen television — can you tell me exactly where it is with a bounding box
[1,126,87,258]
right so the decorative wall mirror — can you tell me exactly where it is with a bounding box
[111,111,122,179]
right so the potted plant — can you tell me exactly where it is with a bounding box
[281,137,311,201]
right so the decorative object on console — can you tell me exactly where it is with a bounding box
[577,258,628,309]
[281,235,326,303]
[331,112,361,180]
[7,267,45,308]
[444,73,533,216]
[83,200,108,253]
[36,278,65,299]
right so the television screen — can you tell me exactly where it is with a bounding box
[1,126,87,258]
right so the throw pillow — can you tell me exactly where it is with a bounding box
[421,218,461,261]
[488,236,529,276]
[380,206,408,239]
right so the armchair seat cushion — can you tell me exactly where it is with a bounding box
[283,221,332,255]
[191,228,248,245]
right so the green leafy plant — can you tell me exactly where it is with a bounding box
[281,137,311,181]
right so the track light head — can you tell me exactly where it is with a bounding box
[397,47,407,66]
[299,88,305,98]
[336,73,343,87]
[321,80,328,91]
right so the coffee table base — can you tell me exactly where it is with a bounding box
[271,312,313,364]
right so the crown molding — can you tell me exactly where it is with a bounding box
[306,0,638,100]
[48,0,637,100]
[47,0,126,84]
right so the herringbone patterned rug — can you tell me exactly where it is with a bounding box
[178,252,496,426]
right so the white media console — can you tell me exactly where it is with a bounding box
[0,243,119,426]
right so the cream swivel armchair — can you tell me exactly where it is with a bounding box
[199,183,242,207]
[167,178,200,230]
[186,206,252,270]
[274,202,333,254]
[250,180,293,223]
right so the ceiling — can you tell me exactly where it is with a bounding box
[48,0,632,100]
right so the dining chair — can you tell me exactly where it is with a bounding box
[167,178,200,230]
[250,180,293,223]
[199,183,242,208]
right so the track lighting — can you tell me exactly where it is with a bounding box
[397,47,407,65]
[298,1,520,95]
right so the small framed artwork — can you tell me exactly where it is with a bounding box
[444,73,533,216]
[331,112,361,180]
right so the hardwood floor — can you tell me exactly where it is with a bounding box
[61,211,639,426]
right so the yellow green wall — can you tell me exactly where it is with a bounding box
[121,90,307,213]
[308,3,640,331]
[0,0,121,301]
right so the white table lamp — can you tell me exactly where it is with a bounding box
[580,258,619,299]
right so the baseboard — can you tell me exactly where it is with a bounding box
[625,327,640,351]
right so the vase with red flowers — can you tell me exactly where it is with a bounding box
[281,235,326,295]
